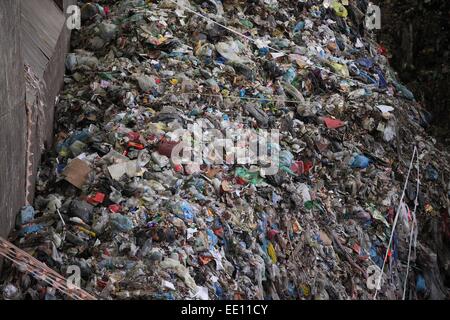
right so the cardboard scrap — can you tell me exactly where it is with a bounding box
[62,159,92,189]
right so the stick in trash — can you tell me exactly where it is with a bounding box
[0,236,96,300]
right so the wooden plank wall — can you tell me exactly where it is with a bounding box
[0,0,76,237]
[0,0,27,238]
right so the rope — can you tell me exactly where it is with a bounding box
[373,146,418,299]
[167,0,284,53]
[402,150,420,299]
[177,91,304,104]
[166,0,369,87]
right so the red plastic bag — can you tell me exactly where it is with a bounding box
[323,117,345,129]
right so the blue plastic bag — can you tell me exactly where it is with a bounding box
[293,21,305,33]
[350,155,371,169]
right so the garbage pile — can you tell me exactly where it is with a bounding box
[1,0,449,300]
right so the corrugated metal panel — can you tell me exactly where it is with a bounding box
[21,0,65,78]
[21,0,76,204]
[0,0,76,237]
[0,1,25,118]
[0,0,27,238]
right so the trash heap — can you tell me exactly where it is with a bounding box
[1,0,449,300]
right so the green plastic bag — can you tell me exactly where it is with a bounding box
[235,168,264,185]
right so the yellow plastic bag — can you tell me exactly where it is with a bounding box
[331,0,348,18]
[329,62,350,77]
[267,242,277,264]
